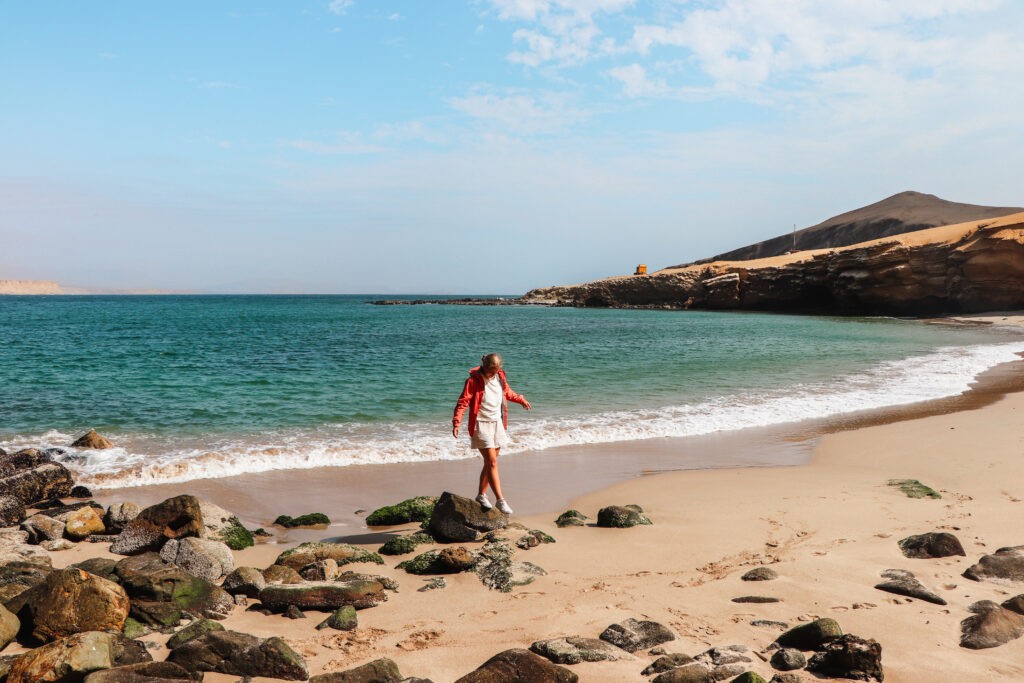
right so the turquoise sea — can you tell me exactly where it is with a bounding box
[2,295,1023,489]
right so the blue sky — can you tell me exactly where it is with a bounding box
[2,1,1022,293]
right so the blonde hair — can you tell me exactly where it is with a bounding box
[480,353,503,370]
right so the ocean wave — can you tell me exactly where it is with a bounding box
[5,341,1024,489]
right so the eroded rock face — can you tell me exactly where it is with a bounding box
[0,496,25,528]
[26,568,130,642]
[167,630,308,680]
[159,538,234,582]
[110,496,205,556]
[428,492,508,542]
[454,648,578,683]
[8,631,116,683]
[103,503,142,535]
[0,462,75,507]
[0,604,18,650]
[524,215,1024,315]
[113,553,233,617]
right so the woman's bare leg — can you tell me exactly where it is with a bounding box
[478,447,504,501]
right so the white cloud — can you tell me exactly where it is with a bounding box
[328,0,354,16]
[606,63,668,98]
[199,81,242,90]
[447,90,588,134]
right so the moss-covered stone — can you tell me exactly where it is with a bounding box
[275,542,384,569]
[121,617,150,640]
[378,532,432,556]
[365,496,437,526]
[212,518,255,550]
[273,513,331,528]
[730,673,767,683]
[887,479,941,499]
[596,505,652,528]
[775,618,843,650]
[516,530,556,549]
[167,618,225,650]
[315,605,357,631]
[554,510,588,527]
[397,551,441,575]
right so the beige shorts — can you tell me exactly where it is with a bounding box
[471,420,509,449]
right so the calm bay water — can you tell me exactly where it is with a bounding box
[1,295,1022,489]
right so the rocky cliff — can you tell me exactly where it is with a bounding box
[0,280,63,295]
[524,213,1024,315]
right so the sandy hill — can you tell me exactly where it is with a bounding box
[676,191,1022,267]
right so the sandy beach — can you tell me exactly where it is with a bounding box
[3,337,1014,681]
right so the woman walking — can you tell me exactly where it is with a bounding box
[452,353,531,514]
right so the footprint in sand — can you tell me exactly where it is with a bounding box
[396,629,443,651]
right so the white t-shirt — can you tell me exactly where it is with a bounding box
[478,374,503,421]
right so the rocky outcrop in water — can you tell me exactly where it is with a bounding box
[524,214,1024,315]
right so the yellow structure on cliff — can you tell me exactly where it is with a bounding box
[634,264,647,275]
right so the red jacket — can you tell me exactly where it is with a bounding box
[453,367,527,436]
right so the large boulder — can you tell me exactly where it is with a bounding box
[874,569,946,605]
[64,507,108,541]
[427,492,508,542]
[529,636,628,664]
[110,496,204,556]
[167,629,308,680]
[196,500,253,550]
[7,631,116,683]
[159,538,234,581]
[71,430,114,449]
[0,449,52,478]
[0,603,18,650]
[165,618,225,650]
[365,496,437,526]
[0,559,52,610]
[775,618,843,650]
[103,504,142,535]
[274,542,383,570]
[596,505,652,528]
[258,580,388,611]
[805,634,883,682]
[0,529,52,571]
[897,532,965,559]
[963,546,1024,583]
[0,496,25,528]
[112,553,233,617]
[21,514,66,544]
[454,648,578,683]
[0,462,75,507]
[25,567,130,642]
[309,657,404,683]
[598,618,674,652]
[959,600,1024,649]
[222,567,266,598]
[83,661,197,683]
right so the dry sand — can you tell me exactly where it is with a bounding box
[32,353,1024,682]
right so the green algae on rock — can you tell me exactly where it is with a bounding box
[365,496,437,526]
[378,532,433,556]
[887,479,941,499]
[273,513,331,528]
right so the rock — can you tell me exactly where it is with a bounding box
[805,634,883,682]
[120,618,149,639]
[874,569,946,605]
[65,506,107,540]
[83,661,197,683]
[959,600,1024,649]
[427,492,508,542]
[113,553,233,617]
[553,510,587,528]
[397,547,477,575]
[775,618,843,650]
[110,635,153,666]
[104,504,142,535]
[0,558,52,610]
[0,603,18,650]
[768,675,805,683]
[72,430,115,449]
[222,567,267,597]
[0,529,53,573]
[751,620,789,631]
[0,462,75,507]
[1003,594,1024,614]
[650,662,713,683]
[770,648,805,671]
[529,636,626,664]
[284,605,306,619]
[258,580,388,611]
[309,657,404,683]
[897,532,965,559]
[741,567,778,581]
[365,496,437,526]
[0,496,25,528]
[315,605,357,631]
[263,564,304,584]
[337,570,399,592]
[196,500,253,551]
[167,630,308,680]
[473,540,543,592]
[595,505,651,528]
[166,618,225,650]
[69,558,118,582]
[963,545,1024,583]
[274,542,383,570]
[0,449,51,478]
[454,648,577,683]
[110,496,205,556]
[693,646,750,669]
[300,559,340,581]
[273,513,330,528]
[159,537,234,581]
[70,486,94,498]
[642,653,695,675]
[378,532,433,556]
[7,631,116,683]
[730,674,767,683]
[21,514,66,544]
[516,530,555,550]
[128,600,182,629]
[24,568,130,642]
[42,538,75,551]
[731,596,780,603]
[417,577,446,592]
[598,618,675,652]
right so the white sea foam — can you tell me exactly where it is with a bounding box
[5,341,1024,489]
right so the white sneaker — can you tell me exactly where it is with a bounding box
[475,493,493,510]
[496,499,513,515]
